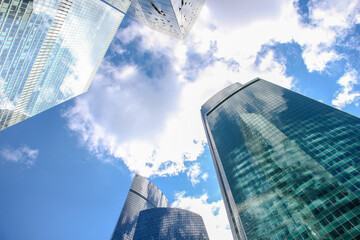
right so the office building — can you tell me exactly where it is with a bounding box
[0,0,128,130]
[126,0,206,39]
[111,174,170,240]
[111,174,209,240]
[133,207,209,240]
[101,0,131,13]
[101,0,206,39]
[201,78,360,239]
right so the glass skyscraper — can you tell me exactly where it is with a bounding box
[201,78,360,239]
[111,174,209,240]
[101,0,131,13]
[126,0,206,39]
[0,0,128,130]
[133,208,209,240]
[111,174,170,240]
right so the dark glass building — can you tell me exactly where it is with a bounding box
[201,78,360,239]
[111,174,170,240]
[133,208,209,240]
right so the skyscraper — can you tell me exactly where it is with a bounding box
[201,78,360,239]
[0,0,128,130]
[111,174,170,240]
[101,0,131,13]
[111,174,209,240]
[126,0,206,40]
[133,208,209,240]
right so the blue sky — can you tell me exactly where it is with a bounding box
[1,0,360,239]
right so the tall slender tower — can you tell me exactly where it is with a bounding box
[0,0,129,130]
[201,78,360,239]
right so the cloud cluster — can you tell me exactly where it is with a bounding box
[332,69,360,109]
[172,192,232,239]
[186,163,208,186]
[63,0,360,179]
[0,145,39,167]
[300,0,360,72]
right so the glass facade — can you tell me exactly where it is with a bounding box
[111,174,171,240]
[101,0,131,13]
[133,207,209,240]
[0,0,126,130]
[126,0,205,39]
[201,78,360,239]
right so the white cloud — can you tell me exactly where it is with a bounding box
[309,0,359,28]
[110,40,126,55]
[205,0,287,29]
[0,145,39,167]
[332,69,360,109]
[187,163,201,186]
[298,0,360,72]
[202,172,209,182]
[202,0,360,72]
[63,57,189,177]
[172,192,233,240]
[186,163,208,186]
[64,0,359,177]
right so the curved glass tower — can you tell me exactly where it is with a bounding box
[111,174,170,240]
[133,208,209,240]
[201,78,360,239]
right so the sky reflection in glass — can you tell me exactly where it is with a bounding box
[202,78,360,239]
[0,0,125,130]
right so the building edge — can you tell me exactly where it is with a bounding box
[201,111,246,240]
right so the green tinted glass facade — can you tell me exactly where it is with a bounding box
[201,78,360,239]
